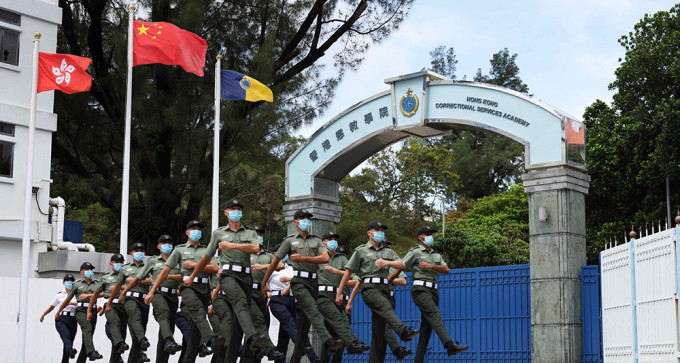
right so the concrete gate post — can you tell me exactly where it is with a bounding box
[283,178,341,235]
[522,166,590,362]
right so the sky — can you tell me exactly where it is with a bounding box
[294,0,678,138]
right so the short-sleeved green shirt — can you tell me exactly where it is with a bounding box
[345,241,400,279]
[117,262,149,294]
[251,250,274,285]
[166,242,214,279]
[388,267,406,292]
[275,233,327,273]
[402,245,447,283]
[318,251,348,288]
[67,279,99,303]
[206,225,260,267]
[96,271,119,299]
[137,254,180,289]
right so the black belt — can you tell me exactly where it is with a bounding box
[362,277,388,285]
[158,286,178,294]
[293,270,317,279]
[60,311,75,317]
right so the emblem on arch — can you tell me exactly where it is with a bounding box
[399,88,419,117]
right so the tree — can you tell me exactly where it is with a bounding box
[474,48,529,95]
[583,5,680,263]
[52,0,414,251]
[429,45,457,79]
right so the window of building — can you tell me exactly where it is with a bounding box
[0,122,14,136]
[0,28,19,65]
[0,9,20,25]
[0,141,13,178]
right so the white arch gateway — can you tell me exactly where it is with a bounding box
[284,71,590,362]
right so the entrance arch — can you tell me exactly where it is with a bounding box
[284,70,590,361]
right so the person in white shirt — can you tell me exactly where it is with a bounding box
[267,244,319,363]
[40,274,79,363]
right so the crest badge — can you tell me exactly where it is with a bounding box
[399,88,419,117]
[239,76,251,90]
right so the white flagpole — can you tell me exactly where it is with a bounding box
[120,5,135,255]
[17,31,41,363]
[212,55,221,232]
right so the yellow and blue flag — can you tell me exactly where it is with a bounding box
[220,70,273,102]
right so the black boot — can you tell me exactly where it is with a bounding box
[267,348,286,360]
[346,340,370,354]
[399,326,420,342]
[392,346,411,360]
[87,351,103,361]
[163,337,182,354]
[70,348,77,359]
[115,341,129,354]
[246,334,267,350]
[198,344,213,357]
[139,336,151,350]
[323,338,344,355]
[445,340,469,356]
[207,335,226,349]
[138,352,150,362]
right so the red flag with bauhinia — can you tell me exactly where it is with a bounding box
[133,20,207,76]
[37,53,92,94]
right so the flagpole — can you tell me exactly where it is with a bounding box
[16,31,41,363]
[120,5,135,255]
[212,55,221,232]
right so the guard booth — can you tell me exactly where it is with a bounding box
[284,71,591,362]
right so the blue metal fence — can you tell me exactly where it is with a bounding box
[344,265,531,362]
[580,265,603,363]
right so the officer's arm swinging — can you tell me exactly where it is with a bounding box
[144,265,172,304]
[335,269,354,305]
[53,296,72,320]
[420,262,450,274]
[260,255,281,298]
[187,254,217,284]
[290,251,329,264]
[345,280,362,314]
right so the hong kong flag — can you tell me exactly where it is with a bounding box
[37,53,92,94]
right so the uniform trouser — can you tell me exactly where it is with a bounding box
[318,292,357,363]
[290,277,333,363]
[180,284,213,363]
[269,295,318,363]
[384,292,402,353]
[211,297,234,363]
[75,307,97,363]
[152,291,178,363]
[220,273,258,339]
[361,284,407,363]
[56,315,77,363]
[105,302,128,363]
[175,311,190,363]
[412,286,451,363]
[124,296,149,363]
[249,288,276,361]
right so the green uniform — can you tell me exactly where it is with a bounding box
[317,251,358,362]
[345,241,407,363]
[249,249,277,359]
[403,245,451,363]
[205,225,261,357]
[209,274,233,363]
[166,241,216,362]
[137,255,180,362]
[67,279,99,362]
[276,233,332,362]
[96,271,128,363]
[117,261,150,363]
[385,269,406,354]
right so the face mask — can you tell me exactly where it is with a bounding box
[283,254,289,262]
[326,240,338,251]
[84,270,94,279]
[372,231,385,243]
[258,236,263,244]
[64,281,73,290]
[161,243,173,255]
[189,230,202,241]
[133,252,145,262]
[113,263,123,272]
[423,236,434,246]
[298,219,311,231]
[228,210,243,222]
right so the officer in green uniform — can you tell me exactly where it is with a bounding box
[121,234,183,361]
[261,209,344,363]
[55,262,104,362]
[108,243,152,363]
[208,272,233,363]
[395,226,468,360]
[188,199,270,360]
[317,231,369,362]
[146,220,223,361]
[336,221,420,363]
[384,267,411,361]
[88,254,129,363]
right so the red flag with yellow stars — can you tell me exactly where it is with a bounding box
[132,20,207,76]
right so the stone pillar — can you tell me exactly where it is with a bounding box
[522,167,590,363]
[283,176,342,235]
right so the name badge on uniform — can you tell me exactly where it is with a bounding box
[292,241,299,246]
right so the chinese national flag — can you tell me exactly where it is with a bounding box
[37,53,92,94]
[133,20,207,76]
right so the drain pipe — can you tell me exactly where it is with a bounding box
[49,197,96,252]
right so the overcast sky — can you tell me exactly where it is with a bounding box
[294,0,677,138]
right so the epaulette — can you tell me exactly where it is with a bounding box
[407,245,420,252]
[243,225,254,230]
[285,233,297,239]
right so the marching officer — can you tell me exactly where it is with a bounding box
[108,243,152,363]
[336,221,420,363]
[88,253,129,363]
[120,234,183,361]
[395,225,469,360]
[55,262,104,362]
[146,220,223,361]
[188,199,274,360]
[40,273,78,363]
[317,231,369,362]
[261,209,344,362]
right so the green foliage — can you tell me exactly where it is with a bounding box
[434,184,529,268]
[65,203,119,252]
[474,48,530,95]
[429,45,458,79]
